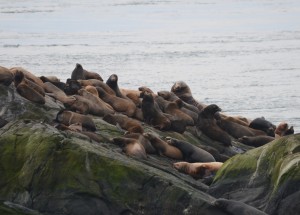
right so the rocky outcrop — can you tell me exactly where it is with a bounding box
[209,134,300,215]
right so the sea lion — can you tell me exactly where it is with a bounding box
[0,66,14,86]
[106,74,128,99]
[124,133,156,154]
[112,137,147,159]
[13,71,45,104]
[218,113,250,127]
[249,117,276,137]
[196,104,232,146]
[213,198,267,215]
[171,81,206,111]
[166,137,216,162]
[40,76,66,91]
[143,133,183,160]
[284,126,294,136]
[275,122,294,137]
[96,87,136,117]
[103,113,144,134]
[75,89,115,116]
[43,82,76,104]
[141,91,171,130]
[71,63,103,81]
[78,79,115,95]
[56,110,96,131]
[238,135,275,147]
[55,123,83,132]
[10,67,44,88]
[138,86,156,95]
[64,79,82,95]
[121,88,142,106]
[155,96,194,126]
[173,161,223,179]
[84,85,99,97]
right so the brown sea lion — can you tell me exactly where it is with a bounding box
[143,133,183,160]
[106,74,128,99]
[171,81,206,111]
[249,117,276,137]
[238,135,275,147]
[124,133,156,154]
[84,85,99,97]
[166,137,216,162]
[141,91,171,130]
[213,198,268,215]
[155,96,194,126]
[14,71,45,104]
[43,82,76,104]
[10,67,44,88]
[71,63,103,81]
[96,87,136,117]
[55,123,83,132]
[196,104,232,146]
[78,79,115,95]
[103,113,144,134]
[40,76,66,91]
[56,110,96,131]
[112,137,147,159]
[121,88,142,106]
[173,161,223,179]
[275,122,295,137]
[0,66,14,86]
[40,76,60,82]
[64,79,82,95]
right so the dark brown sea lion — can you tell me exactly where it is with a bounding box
[155,96,194,126]
[238,135,275,147]
[56,110,96,131]
[141,91,171,130]
[173,161,223,179]
[106,74,128,99]
[213,198,268,215]
[171,81,206,111]
[166,137,216,163]
[14,71,45,104]
[78,79,115,95]
[64,79,82,95]
[103,113,144,134]
[196,104,232,146]
[43,82,76,104]
[124,133,156,154]
[10,67,44,88]
[249,117,276,137]
[71,63,103,81]
[0,66,14,86]
[143,133,183,160]
[112,137,147,159]
[40,76,66,91]
[96,87,136,117]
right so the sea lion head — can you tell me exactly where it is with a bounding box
[65,79,82,95]
[171,81,191,95]
[157,91,171,99]
[202,104,222,116]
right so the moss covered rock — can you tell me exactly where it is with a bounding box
[209,134,300,215]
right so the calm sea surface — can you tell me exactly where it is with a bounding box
[0,0,299,132]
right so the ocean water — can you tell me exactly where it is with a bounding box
[0,0,299,132]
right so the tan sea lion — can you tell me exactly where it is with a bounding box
[14,71,45,104]
[124,133,156,154]
[141,91,171,130]
[173,161,223,179]
[171,81,206,111]
[43,82,76,104]
[112,136,147,159]
[71,63,103,81]
[196,104,232,146]
[103,113,144,134]
[143,133,183,160]
[0,66,14,86]
[166,137,216,162]
[84,85,99,97]
[121,88,142,106]
[56,110,96,131]
[96,87,136,117]
[78,79,115,95]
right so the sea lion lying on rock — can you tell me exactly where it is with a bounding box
[171,81,206,111]
[103,113,144,134]
[0,66,14,86]
[144,133,183,160]
[71,63,103,81]
[10,67,44,88]
[166,137,216,163]
[238,135,275,147]
[40,76,66,91]
[111,136,147,159]
[124,133,156,154]
[249,117,276,137]
[78,79,115,95]
[196,104,232,146]
[173,161,223,180]
[275,122,294,137]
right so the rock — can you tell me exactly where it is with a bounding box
[209,134,300,215]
